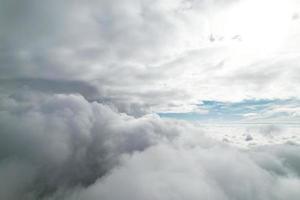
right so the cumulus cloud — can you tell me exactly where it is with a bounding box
[0,91,182,199]
[0,91,300,200]
[55,133,300,200]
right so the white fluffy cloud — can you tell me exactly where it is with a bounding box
[65,144,300,200]
[0,91,179,199]
[0,91,300,200]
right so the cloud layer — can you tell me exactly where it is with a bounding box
[1,0,300,199]
[1,0,300,115]
[1,91,300,200]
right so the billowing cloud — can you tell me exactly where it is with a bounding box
[0,91,179,199]
[0,91,300,200]
[63,144,300,200]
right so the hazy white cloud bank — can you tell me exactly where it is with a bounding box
[199,124,300,148]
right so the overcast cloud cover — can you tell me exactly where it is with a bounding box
[1,0,300,199]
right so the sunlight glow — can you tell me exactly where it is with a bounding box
[213,0,293,54]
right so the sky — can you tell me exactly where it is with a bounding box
[1,0,300,200]
[159,99,300,123]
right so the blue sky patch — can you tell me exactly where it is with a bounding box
[158,99,300,123]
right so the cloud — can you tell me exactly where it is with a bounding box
[0,90,300,200]
[1,0,300,199]
[63,140,300,200]
[0,91,179,199]
[1,0,299,115]
[198,124,300,148]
